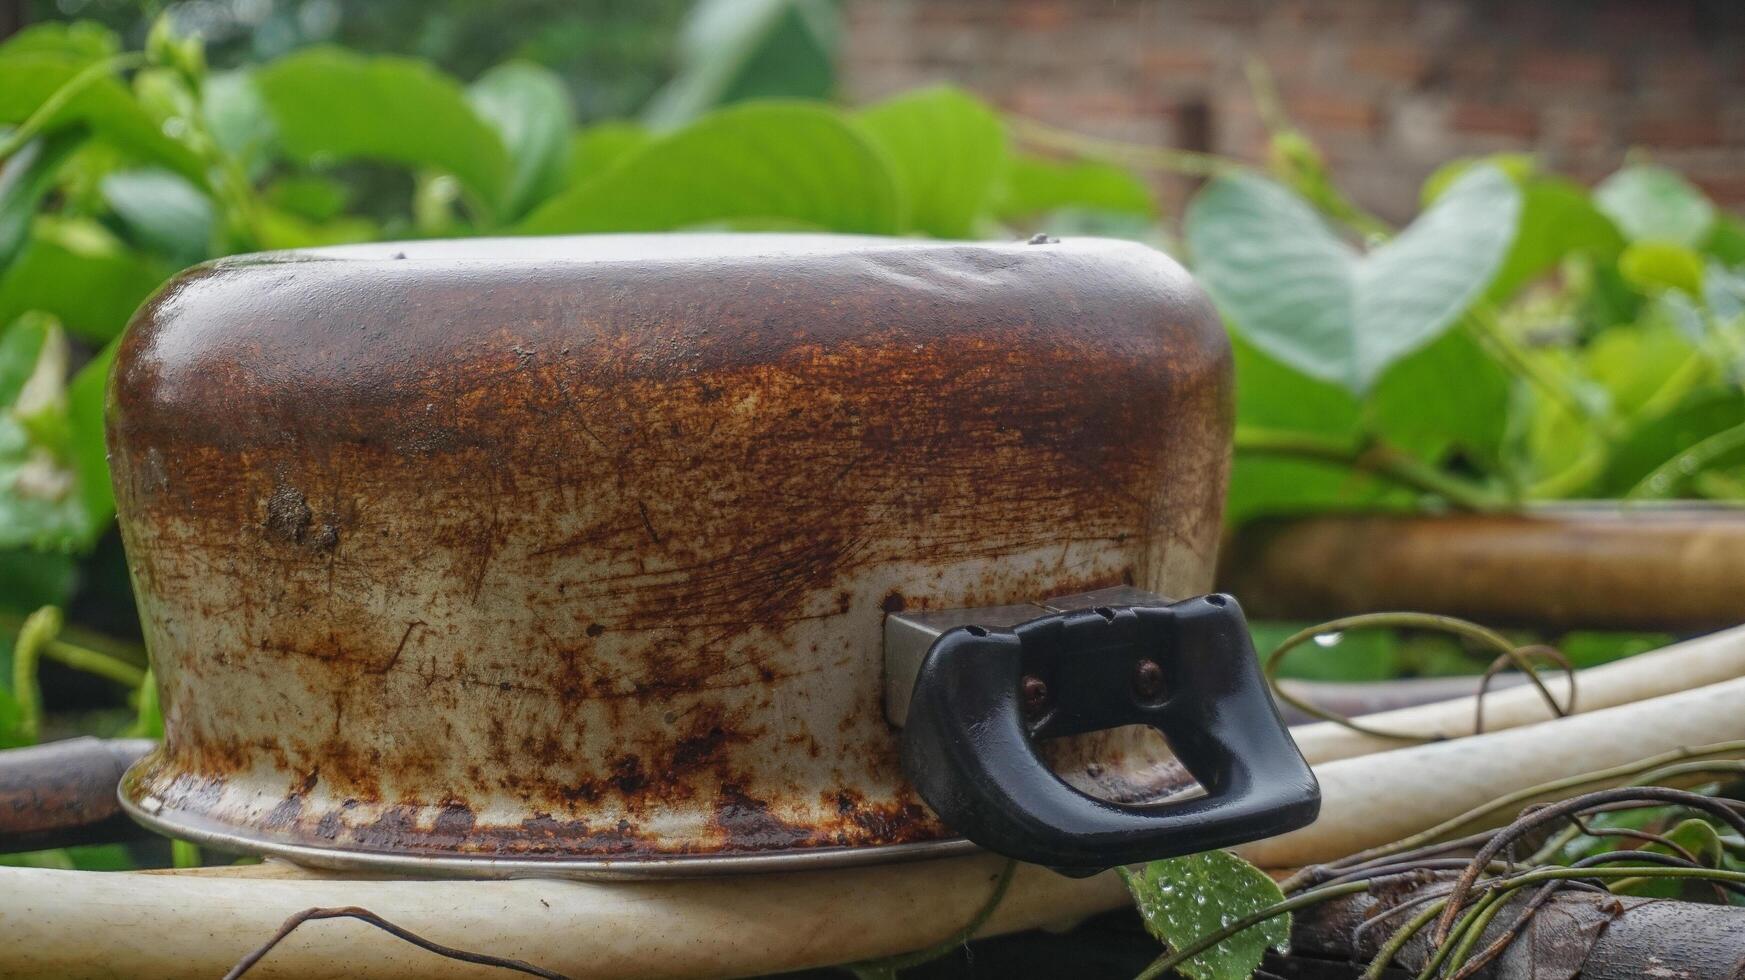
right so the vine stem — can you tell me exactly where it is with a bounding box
[1528,758,1745,864]
[0,611,145,666]
[1627,417,1745,500]
[1263,612,1572,742]
[1233,426,1510,510]
[1280,739,1745,892]
[39,639,147,687]
[0,53,148,161]
[1141,864,1745,980]
[1007,116,1235,177]
[1132,879,1374,980]
[1430,786,1745,943]
[9,607,61,742]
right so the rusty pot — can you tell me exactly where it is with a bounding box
[109,234,1316,877]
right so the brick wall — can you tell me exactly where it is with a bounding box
[840,0,1745,221]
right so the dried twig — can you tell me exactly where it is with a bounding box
[1431,787,1745,944]
[223,906,569,980]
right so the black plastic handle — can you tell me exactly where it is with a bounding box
[900,593,1319,874]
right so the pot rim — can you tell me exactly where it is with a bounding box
[118,791,981,879]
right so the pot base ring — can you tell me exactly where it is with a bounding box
[118,792,981,880]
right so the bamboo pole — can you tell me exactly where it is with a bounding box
[1221,508,1745,632]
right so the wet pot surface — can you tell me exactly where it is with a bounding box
[109,233,1233,875]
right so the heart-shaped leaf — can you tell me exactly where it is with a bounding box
[518,101,899,235]
[468,61,573,220]
[1596,164,1715,248]
[994,153,1157,221]
[1187,164,1520,393]
[857,85,1007,238]
[255,47,511,215]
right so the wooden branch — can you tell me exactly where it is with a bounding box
[0,737,154,851]
[1287,873,1745,980]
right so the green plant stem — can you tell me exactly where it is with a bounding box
[1362,897,1447,980]
[0,53,148,161]
[1627,418,1745,500]
[1633,349,1711,422]
[1426,890,1506,980]
[1362,866,1745,980]
[1463,310,1610,434]
[1132,879,1374,980]
[0,610,146,667]
[40,639,147,687]
[1233,425,1510,510]
[1527,446,1610,500]
[1263,612,1570,742]
[1527,758,1745,864]
[1240,57,1391,240]
[1007,116,1235,178]
[1282,740,1745,892]
[9,606,62,742]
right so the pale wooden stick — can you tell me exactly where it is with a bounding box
[1241,675,1745,867]
[1290,623,1745,763]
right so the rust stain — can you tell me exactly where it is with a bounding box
[108,235,1231,861]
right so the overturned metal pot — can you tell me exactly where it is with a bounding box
[108,234,1316,877]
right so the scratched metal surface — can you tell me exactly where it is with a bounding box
[107,233,1232,868]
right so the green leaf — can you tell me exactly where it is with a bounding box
[519,101,900,236]
[0,218,167,342]
[468,61,573,219]
[1595,164,1715,248]
[0,314,52,408]
[857,85,1007,238]
[101,168,214,264]
[263,174,351,222]
[254,47,511,213]
[0,319,114,553]
[0,21,119,61]
[1249,620,1399,681]
[129,667,163,739]
[1187,164,1520,393]
[1365,326,1511,465]
[0,52,204,183]
[1704,215,1745,266]
[0,131,84,271]
[1557,631,1676,669]
[644,0,837,127]
[1489,177,1623,303]
[253,206,378,251]
[1421,154,1536,205]
[201,69,275,170]
[66,339,117,531]
[0,318,88,551]
[1121,850,1290,980]
[994,153,1157,221]
[1227,335,1408,525]
[1660,817,1726,865]
[565,122,651,185]
[0,550,75,615]
[1584,321,1706,419]
[1597,388,1745,497]
[1618,241,1706,298]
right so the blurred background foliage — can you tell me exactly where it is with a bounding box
[0,0,1739,871]
[27,0,695,120]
